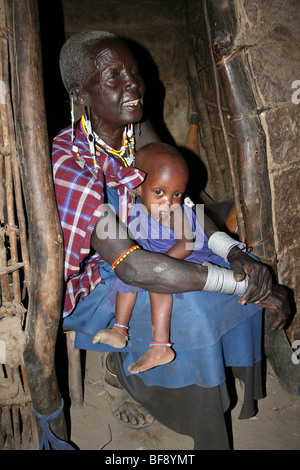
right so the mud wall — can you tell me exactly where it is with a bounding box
[233,0,300,340]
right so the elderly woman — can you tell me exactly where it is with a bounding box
[52,31,289,449]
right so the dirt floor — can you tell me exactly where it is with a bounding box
[67,350,300,451]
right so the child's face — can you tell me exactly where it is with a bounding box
[136,155,188,221]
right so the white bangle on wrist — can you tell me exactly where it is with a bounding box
[208,231,246,262]
[203,262,247,295]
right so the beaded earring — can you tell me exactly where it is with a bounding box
[123,124,135,167]
[71,94,85,170]
[70,94,75,143]
[84,112,100,177]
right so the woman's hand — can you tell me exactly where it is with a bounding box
[228,249,290,330]
[228,248,273,304]
[255,284,291,330]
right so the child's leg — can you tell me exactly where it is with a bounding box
[92,291,137,348]
[128,292,175,373]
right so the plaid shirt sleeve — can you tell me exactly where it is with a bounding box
[52,126,105,317]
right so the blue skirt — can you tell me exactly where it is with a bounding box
[63,260,262,389]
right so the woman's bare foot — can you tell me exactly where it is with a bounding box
[100,352,155,429]
[128,345,175,374]
[92,328,128,348]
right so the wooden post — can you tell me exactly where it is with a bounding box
[5,0,66,440]
[203,0,299,395]
[203,0,275,263]
[202,0,245,240]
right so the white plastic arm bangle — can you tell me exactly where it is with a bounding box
[203,262,247,295]
[208,231,246,262]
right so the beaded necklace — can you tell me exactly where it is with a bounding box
[80,115,135,170]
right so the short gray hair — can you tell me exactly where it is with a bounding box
[59,30,117,92]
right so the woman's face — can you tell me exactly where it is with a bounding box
[82,38,145,134]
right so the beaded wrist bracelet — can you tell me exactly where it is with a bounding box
[224,241,247,263]
[111,245,140,270]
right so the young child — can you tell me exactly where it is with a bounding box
[92,142,221,374]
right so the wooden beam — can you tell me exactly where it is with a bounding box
[5,0,66,441]
[204,0,275,263]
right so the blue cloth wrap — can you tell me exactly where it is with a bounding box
[63,188,262,389]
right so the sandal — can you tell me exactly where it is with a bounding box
[99,352,155,429]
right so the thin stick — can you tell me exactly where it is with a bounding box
[98,424,112,450]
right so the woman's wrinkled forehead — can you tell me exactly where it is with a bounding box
[87,38,136,70]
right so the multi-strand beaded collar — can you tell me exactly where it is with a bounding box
[80,115,135,173]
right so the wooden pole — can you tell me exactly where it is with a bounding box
[5,0,66,441]
[202,0,246,241]
[204,0,275,263]
[204,0,299,395]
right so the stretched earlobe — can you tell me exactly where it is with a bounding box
[69,88,85,141]
[69,87,85,106]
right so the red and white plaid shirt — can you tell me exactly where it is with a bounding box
[52,121,145,317]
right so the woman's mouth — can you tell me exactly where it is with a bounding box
[123,99,142,107]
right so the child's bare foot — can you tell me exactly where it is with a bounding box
[92,328,128,348]
[128,345,175,374]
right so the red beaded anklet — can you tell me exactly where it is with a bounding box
[112,325,128,336]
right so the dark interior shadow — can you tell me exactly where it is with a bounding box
[38,0,69,144]
[179,146,208,204]
[122,38,175,145]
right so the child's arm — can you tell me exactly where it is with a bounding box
[165,207,194,260]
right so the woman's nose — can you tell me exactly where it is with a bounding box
[124,72,139,89]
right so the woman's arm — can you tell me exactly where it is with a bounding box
[91,204,207,293]
[90,205,290,329]
[135,118,273,304]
